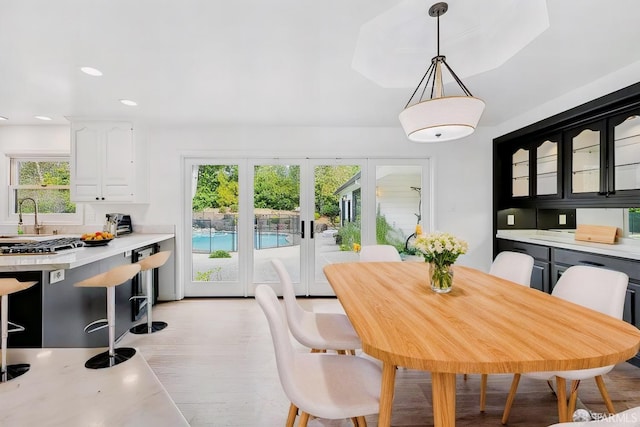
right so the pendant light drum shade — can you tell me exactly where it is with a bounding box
[399,2,485,143]
[399,95,485,142]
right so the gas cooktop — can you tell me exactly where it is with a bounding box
[0,237,85,255]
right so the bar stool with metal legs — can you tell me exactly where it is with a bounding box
[0,278,38,382]
[75,263,141,369]
[129,251,171,334]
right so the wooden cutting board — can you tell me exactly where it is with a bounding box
[574,224,619,244]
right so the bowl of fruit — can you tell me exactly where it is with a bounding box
[81,231,115,246]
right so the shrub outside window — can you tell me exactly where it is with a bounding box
[8,156,82,224]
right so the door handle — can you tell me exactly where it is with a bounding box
[301,220,305,239]
[310,221,314,239]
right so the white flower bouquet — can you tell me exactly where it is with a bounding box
[412,232,468,292]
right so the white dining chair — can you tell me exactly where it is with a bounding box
[270,259,361,353]
[546,406,640,426]
[489,251,535,286]
[479,250,535,411]
[501,265,629,425]
[359,245,402,262]
[255,284,382,427]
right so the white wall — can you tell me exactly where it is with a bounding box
[3,61,639,288]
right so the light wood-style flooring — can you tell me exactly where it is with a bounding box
[120,298,640,427]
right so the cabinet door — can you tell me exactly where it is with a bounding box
[534,135,561,198]
[102,123,134,201]
[511,147,530,197]
[609,109,640,195]
[566,120,606,197]
[531,261,550,293]
[71,125,102,201]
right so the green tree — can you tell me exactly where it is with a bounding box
[253,165,300,210]
[192,165,238,211]
[314,165,360,217]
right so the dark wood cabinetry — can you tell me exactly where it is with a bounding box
[494,82,640,210]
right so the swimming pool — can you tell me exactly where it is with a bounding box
[192,231,291,252]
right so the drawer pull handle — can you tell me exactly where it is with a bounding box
[578,260,605,267]
[512,247,527,253]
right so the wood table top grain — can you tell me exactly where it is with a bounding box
[324,262,640,427]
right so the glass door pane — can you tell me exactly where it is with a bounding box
[187,162,243,296]
[512,148,529,197]
[572,128,600,193]
[251,162,303,294]
[374,165,423,255]
[309,162,362,295]
[614,114,640,191]
[536,140,558,196]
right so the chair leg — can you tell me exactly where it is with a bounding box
[568,380,581,418]
[298,412,310,427]
[501,373,521,425]
[480,374,488,412]
[348,349,356,355]
[351,417,359,426]
[556,376,568,422]
[337,350,346,355]
[595,375,616,414]
[463,374,468,380]
[356,416,368,426]
[286,403,298,427]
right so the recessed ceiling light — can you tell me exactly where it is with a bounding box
[119,99,138,107]
[0,116,8,121]
[80,66,103,76]
[34,116,52,121]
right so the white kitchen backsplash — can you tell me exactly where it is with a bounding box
[576,208,625,230]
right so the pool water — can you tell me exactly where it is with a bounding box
[192,231,291,252]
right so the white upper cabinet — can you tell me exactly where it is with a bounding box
[71,121,148,203]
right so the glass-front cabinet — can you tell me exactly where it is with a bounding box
[566,120,605,197]
[511,148,529,198]
[610,109,640,194]
[507,134,561,202]
[536,137,560,196]
[564,111,640,199]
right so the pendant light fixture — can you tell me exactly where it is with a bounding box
[399,2,485,143]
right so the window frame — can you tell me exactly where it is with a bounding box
[5,154,83,226]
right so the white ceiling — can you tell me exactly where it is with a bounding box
[1,0,640,128]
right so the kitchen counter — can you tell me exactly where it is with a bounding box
[0,233,174,272]
[0,348,189,427]
[497,229,640,260]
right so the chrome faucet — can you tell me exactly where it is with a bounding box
[18,197,44,235]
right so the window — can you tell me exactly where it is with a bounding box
[7,156,82,224]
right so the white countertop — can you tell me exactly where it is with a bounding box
[497,229,640,260]
[0,348,189,427]
[0,233,174,272]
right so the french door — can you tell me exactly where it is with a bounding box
[183,157,428,296]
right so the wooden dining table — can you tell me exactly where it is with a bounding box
[323,262,640,427]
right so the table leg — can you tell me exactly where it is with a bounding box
[555,376,568,422]
[378,362,397,427]
[432,372,456,427]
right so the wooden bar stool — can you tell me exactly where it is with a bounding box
[0,278,38,382]
[130,251,171,335]
[75,263,141,369]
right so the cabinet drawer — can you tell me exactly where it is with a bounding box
[497,239,550,261]
[554,248,640,281]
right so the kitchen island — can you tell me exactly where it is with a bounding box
[0,233,174,348]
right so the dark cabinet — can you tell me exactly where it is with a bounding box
[565,120,606,199]
[494,83,640,209]
[497,133,562,207]
[496,239,550,293]
[551,247,640,367]
[608,108,640,197]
